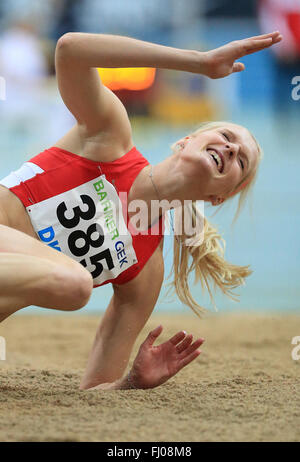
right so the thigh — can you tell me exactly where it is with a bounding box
[0,221,84,271]
[0,225,93,321]
[0,185,83,269]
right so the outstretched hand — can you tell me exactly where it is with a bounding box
[202,31,282,79]
[127,325,204,389]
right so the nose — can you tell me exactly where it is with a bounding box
[225,143,238,158]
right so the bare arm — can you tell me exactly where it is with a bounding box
[55,31,282,157]
[56,31,281,76]
[80,243,164,390]
[85,325,205,391]
[79,292,162,390]
[54,32,201,147]
[79,242,205,392]
[56,32,202,72]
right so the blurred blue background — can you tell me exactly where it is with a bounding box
[0,0,299,315]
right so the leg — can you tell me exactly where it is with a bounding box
[0,224,93,322]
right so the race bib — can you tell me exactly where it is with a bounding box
[26,175,137,285]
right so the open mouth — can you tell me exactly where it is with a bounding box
[207,149,224,173]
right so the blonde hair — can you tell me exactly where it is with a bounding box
[168,121,263,318]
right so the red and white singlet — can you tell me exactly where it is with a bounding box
[0,146,164,286]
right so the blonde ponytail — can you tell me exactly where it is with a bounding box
[169,202,252,317]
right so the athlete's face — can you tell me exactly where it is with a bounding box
[180,123,259,203]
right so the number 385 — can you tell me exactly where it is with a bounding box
[56,194,114,278]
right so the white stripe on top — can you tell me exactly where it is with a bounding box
[0,162,44,188]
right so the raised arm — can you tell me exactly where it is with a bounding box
[54,32,202,145]
[56,30,282,77]
[55,31,281,159]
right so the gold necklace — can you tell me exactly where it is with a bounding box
[149,164,161,200]
[149,165,179,242]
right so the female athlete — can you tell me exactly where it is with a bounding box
[0,31,282,390]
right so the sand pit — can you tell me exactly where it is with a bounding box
[0,312,299,442]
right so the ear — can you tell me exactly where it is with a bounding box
[175,136,191,150]
[210,196,225,206]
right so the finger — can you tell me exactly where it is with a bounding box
[244,34,282,51]
[243,32,281,45]
[179,338,204,358]
[250,31,281,41]
[243,37,273,51]
[244,42,276,56]
[144,325,163,346]
[169,330,187,346]
[176,334,193,353]
[179,349,202,369]
[270,34,283,44]
[253,33,282,44]
[238,37,281,58]
[232,62,245,73]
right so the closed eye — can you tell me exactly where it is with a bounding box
[222,132,245,171]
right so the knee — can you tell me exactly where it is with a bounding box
[70,270,93,310]
[55,267,93,311]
